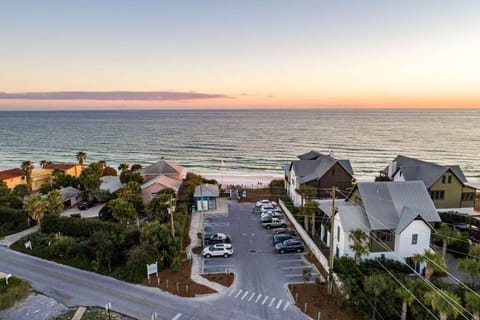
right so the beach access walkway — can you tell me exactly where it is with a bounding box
[187,197,232,293]
[0,225,39,247]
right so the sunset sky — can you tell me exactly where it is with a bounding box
[1,1,480,110]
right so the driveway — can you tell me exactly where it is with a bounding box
[61,203,106,218]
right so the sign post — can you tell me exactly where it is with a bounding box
[146,262,158,283]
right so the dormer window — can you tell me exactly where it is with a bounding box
[448,176,452,184]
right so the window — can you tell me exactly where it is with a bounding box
[337,226,340,242]
[335,247,339,258]
[462,193,475,201]
[430,190,445,200]
[442,175,446,184]
[448,176,452,184]
[376,230,392,242]
[411,234,418,245]
[332,168,336,176]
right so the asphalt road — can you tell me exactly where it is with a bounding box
[0,202,311,320]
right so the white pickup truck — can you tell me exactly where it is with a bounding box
[262,217,288,229]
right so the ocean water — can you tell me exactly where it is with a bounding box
[0,109,479,182]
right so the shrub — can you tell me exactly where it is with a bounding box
[51,236,77,259]
[41,215,125,238]
[121,245,157,282]
[0,206,29,237]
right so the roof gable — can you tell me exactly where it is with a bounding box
[356,181,440,231]
[0,168,25,180]
[389,155,468,187]
[141,160,183,176]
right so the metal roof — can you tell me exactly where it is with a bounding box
[290,155,354,184]
[356,181,440,231]
[389,155,468,187]
[194,184,219,198]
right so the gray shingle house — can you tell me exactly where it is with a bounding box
[317,181,441,264]
[284,150,355,206]
[381,155,476,214]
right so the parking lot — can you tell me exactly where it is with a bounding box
[201,202,318,319]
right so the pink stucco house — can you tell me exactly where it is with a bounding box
[140,160,184,204]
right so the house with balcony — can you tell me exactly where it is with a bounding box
[284,150,355,207]
[380,155,476,214]
[316,181,441,264]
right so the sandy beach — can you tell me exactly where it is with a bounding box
[192,170,283,188]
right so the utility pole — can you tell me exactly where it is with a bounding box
[169,195,175,237]
[200,184,205,247]
[328,186,336,295]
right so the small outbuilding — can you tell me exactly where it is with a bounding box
[194,184,219,211]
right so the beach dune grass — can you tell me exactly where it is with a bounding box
[0,277,30,310]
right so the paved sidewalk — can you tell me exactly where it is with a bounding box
[186,203,231,294]
[0,226,39,247]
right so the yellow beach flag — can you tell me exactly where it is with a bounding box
[221,160,225,167]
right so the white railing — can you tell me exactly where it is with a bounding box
[279,199,329,273]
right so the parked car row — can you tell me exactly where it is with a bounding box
[255,200,306,254]
[202,232,233,258]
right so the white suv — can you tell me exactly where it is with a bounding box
[202,243,234,258]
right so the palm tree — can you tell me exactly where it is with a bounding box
[300,201,318,234]
[76,151,87,166]
[395,278,418,320]
[465,291,480,320]
[295,185,316,207]
[21,160,34,191]
[40,160,52,168]
[424,289,461,320]
[364,273,391,320]
[435,223,462,259]
[130,163,143,172]
[458,258,480,287]
[412,249,447,281]
[45,189,64,215]
[118,163,129,171]
[13,184,31,201]
[24,195,46,225]
[98,160,107,169]
[349,228,369,265]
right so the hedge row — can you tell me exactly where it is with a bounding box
[0,206,29,237]
[41,215,125,238]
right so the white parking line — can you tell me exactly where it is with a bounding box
[276,299,283,309]
[241,291,249,300]
[281,266,310,270]
[255,294,262,303]
[234,289,243,298]
[203,264,233,269]
[227,289,235,297]
[248,292,255,301]
[269,297,276,307]
[283,302,289,311]
[262,296,269,305]
[284,273,319,278]
[277,259,303,263]
[172,313,182,320]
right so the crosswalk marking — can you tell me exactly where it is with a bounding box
[269,297,276,307]
[227,289,289,312]
[234,289,243,298]
[241,291,249,300]
[276,299,283,309]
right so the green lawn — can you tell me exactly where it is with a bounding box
[0,277,30,310]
